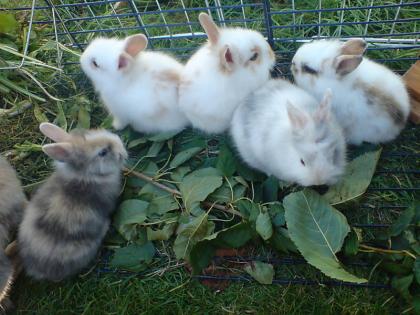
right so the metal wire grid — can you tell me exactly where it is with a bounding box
[2,0,419,75]
[2,0,419,287]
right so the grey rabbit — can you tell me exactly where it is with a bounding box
[18,123,127,281]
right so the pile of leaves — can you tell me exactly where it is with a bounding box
[107,128,419,310]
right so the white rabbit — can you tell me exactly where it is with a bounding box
[179,13,275,134]
[80,34,189,133]
[231,79,346,186]
[292,38,411,145]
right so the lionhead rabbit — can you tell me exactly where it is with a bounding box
[292,38,410,145]
[231,79,346,186]
[0,157,26,309]
[18,123,127,281]
[179,13,276,134]
[80,33,189,133]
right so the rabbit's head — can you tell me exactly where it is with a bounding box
[40,123,127,178]
[287,89,346,186]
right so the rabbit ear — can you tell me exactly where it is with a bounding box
[341,38,367,56]
[124,34,148,58]
[287,101,308,130]
[335,55,363,75]
[39,123,71,143]
[315,89,332,123]
[220,46,235,72]
[199,13,220,45]
[42,143,73,162]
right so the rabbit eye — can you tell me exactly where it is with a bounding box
[98,148,109,157]
[250,52,259,61]
[92,59,99,68]
[300,159,306,166]
[302,64,317,75]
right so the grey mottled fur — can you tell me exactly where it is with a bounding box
[18,128,126,281]
[0,156,26,308]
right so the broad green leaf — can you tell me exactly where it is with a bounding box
[256,211,273,241]
[391,275,413,301]
[170,147,202,168]
[324,148,382,205]
[262,176,279,202]
[208,177,246,204]
[216,144,237,177]
[147,131,179,142]
[127,137,147,149]
[284,190,366,283]
[110,242,155,272]
[389,204,415,237]
[268,202,285,227]
[113,199,149,240]
[173,213,215,260]
[138,183,179,215]
[189,241,216,275]
[343,228,360,256]
[244,261,274,284]
[270,227,298,254]
[146,141,164,157]
[236,199,260,222]
[147,223,177,241]
[414,258,420,284]
[179,168,223,213]
[171,166,191,183]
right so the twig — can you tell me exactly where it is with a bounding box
[359,244,416,259]
[123,167,243,218]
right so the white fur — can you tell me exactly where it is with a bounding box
[231,79,346,186]
[292,39,411,145]
[80,36,189,133]
[179,27,275,134]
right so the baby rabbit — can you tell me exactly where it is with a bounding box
[179,13,275,134]
[292,38,411,145]
[80,33,189,133]
[18,123,127,281]
[0,157,26,308]
[231,79,346,186]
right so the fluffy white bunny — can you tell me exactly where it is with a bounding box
[292,38,411,145]
[231,79,346,186]
[80,34,189,133]
[179,13,276,134]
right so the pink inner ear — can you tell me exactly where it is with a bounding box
[118,55,129,69]
[225,48,233,63]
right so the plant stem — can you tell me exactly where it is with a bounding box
[123,167,243,218]
[359,244,416,259]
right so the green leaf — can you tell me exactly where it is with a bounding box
[127,138,148,149]
[236,199,260,222]
[179,168,223,213]
[33,105,48,123]
[414,258,420,284]
[189,241,217,275]
[0,13,18,34]
[343,228,360,256]
[146,141,164,157]
[323,148,382,205]
[110,242,155,272]
[147,223,177,241]
[113,199,149,240]
[147,131,179,142]
[244,261,274,285]
[389,204,415,237]
[270,227,298,254]
[138,183,179,215]
[284,189,366,283]
[170,147,202,168]
[171,166,191,183]
[262,176,279,202]
[173,213,215,260]
[391,275,413,301]
[216,144,237,177]
[268,202,285,227]
[256,210,273,241]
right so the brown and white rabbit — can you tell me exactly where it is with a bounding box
[80,34,189,133]
[179,13,275,134]
[18,123,127,281]
[292,38,411,145]
[0,156,26,310]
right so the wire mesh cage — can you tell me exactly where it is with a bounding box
[1,0,419,289]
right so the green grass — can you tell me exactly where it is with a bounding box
[1,0,419,314]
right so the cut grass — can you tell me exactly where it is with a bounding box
[1,0,419,314]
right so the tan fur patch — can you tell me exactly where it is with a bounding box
[268,46,275,61]
[154,69,180,83]
[353,80,406,126]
